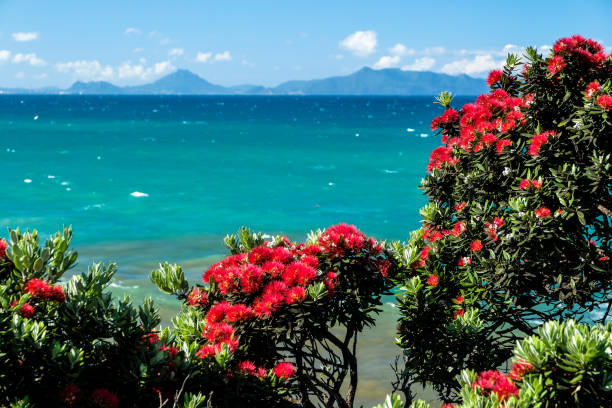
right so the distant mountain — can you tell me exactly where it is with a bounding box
[274,67,488,95]
[67,81,122,94]
[124,69,229,94]
[0,68,487,95]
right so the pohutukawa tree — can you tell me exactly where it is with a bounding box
[152,223,398,408]
[392,35,611,402]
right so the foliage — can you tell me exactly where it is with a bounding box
[393,319,611,408]
[151,223,398,408]
[0,228,206,408]
[393,35,612,402]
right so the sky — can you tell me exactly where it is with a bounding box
[0,0,611,88]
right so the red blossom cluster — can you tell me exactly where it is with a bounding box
[551,35,608,69]
[428,89,531,172]
[59,385,81,406]
[195,223,390,380]
[24,278,66,303]
[486,69,503,87]
[472,370,519,401]
[0,239,6,258]
[534,206,552,218]
[508,359,534,381]
[519,178,543,190]
[528,131,558,156]
[91,388,119,408]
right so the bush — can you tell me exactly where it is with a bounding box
[0,228,206,407]
[393,35,611,402]
[382,319,612,408]
[151,224,398,408]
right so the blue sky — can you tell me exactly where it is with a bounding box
[1,0,611,88]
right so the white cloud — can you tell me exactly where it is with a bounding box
[56,60,114,80]
[331,54,344,60]
[339,30,377,56]
[12,53,46,66]
[118,60,175,80]
[0,50,11,63]
[195,52,212,63]
[153,60,174,75]
[214,51,232,61]
[12,32,38,42]
[133,48,144,53]
[242,59,255,67]
[440,54,504,76]
[373,55,400,69]
[124,27,141,36]
[402,57,436,71]
[389,43,414,57]
[15,71,25,79]
[169,48,184,56]
[160,37,172,45]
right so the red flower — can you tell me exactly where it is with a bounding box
[19,302,35,318]
[531,179,543,189]
[495,139,512,154]
[441,405,455,408]
[253,292,285,317]
[481,133,497,146]
[206,301,231,324]
[457,256,472,266]
[91,388,119,408]
[59,385,81,406]
[143,332,160,344]
[186,287,208,307]
[262,261,285,277]
[226,304,254,322]
[239,263,264,293]
[247,246,273,265]
[596,94,612,110]
[282,262,316,286]
[440,108,459,124]
[547,55,566,75]
[159,344,180,359]
[376,259,392,278]
[49,285,66,303]
[420,246,431,260]
[286,286,307,304]
[519,179,531,189]
[238,360,257,375]
[472,370,518,401]
[256,367,268,378]
[534,206,552,218]
[203,322,234,344]
[426,275,439,287]
[24,278,52,299]
[528,131,557,156]
[300,254,319,268]
[323,272,338,296]
[585,81,601,98]
[469,240,483,252]
[454,202,467,212]
[509,359,534,381]
[452,221,466,236]
[454,295,464,304]
[273,362,295,380]
[0,238,7,258]
[487,69,503,86]
[318,223,366,256]
[454,309,465,319]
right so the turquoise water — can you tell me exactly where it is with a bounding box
[0,95,471,405]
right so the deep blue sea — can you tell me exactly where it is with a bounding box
[0,95,472,405]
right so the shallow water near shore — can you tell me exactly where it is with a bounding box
[0,95,472,406]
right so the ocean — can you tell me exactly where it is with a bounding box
[0,95,473,406]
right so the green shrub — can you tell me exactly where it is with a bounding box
[384,319,611,408]
[393,34,611,402]
[151,224,398,408]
